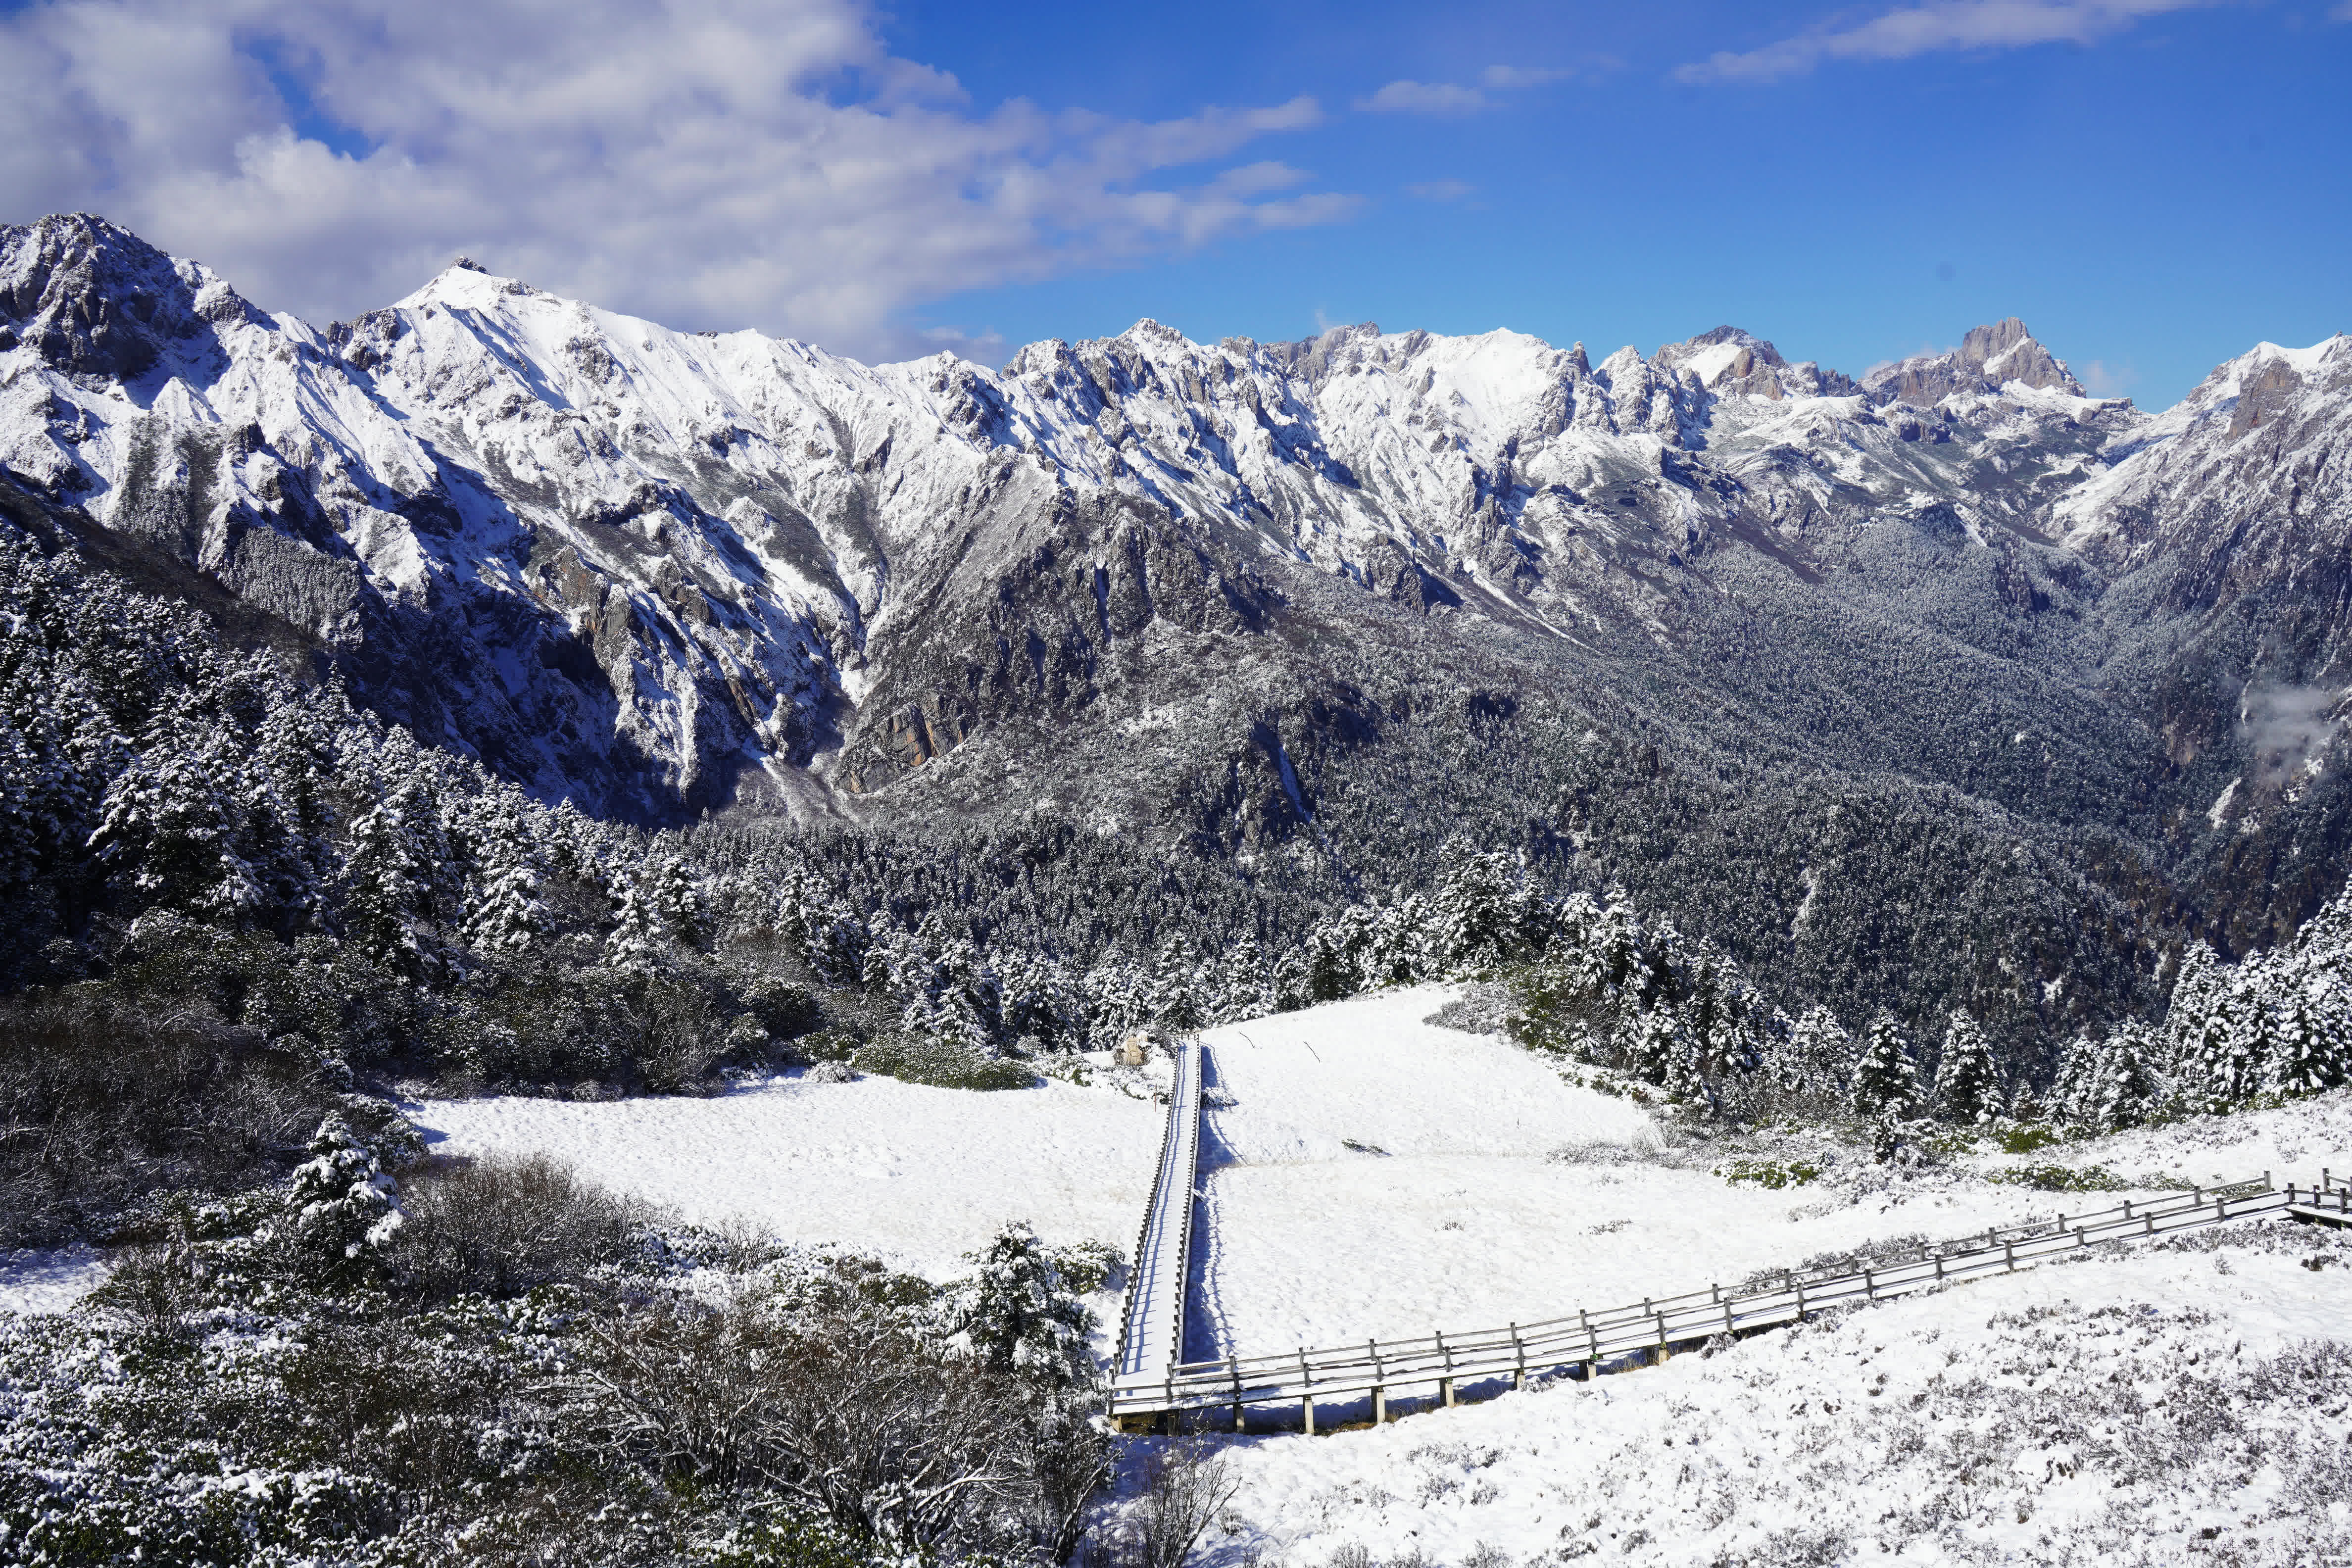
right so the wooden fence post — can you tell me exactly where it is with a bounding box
[1370,1339,1386,1424]
[1582,1309,1598,1379]
[1437,1331,1455,1407]
[1299,1350,1314,1435]
[1229,1354,1244,1433]
[1511,1323,1525,1390]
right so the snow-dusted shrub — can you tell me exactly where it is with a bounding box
[0,981,340,1247]
[393,1150,653,1299]
[1053,1237,1127,1296]
[851,1031,1038,1091]
[570,1272,1106,1556]
[1092,1440,1240,1568]
[1986,1162,2129,1192]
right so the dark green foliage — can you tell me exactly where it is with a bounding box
[0,982,339,1248]
[850,1032,1039,1091]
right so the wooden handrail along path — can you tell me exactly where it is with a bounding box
[1110,1037,1204,1407]
[1110,1169,2352,1434]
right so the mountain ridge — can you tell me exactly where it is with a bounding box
[5,209,2351,1036]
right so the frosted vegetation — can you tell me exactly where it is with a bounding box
[2,504,2351,1561]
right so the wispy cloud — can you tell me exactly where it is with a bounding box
[1674,0,2224,84]
[1356,62,1582,113]
[2078,359,2140,396]
[1359,79,1491,112]
[1405,179,1474,200]
[2332,0,2352,20]
[0,0,1357,360]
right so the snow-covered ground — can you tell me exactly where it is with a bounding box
[1190,990,2317,1359]
[1167,1223,2352,1566]
[408,1072,1164,1279]
[405,986,2352,1563]
[0,1246,110,1316]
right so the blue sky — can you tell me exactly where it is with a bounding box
[887,0,2352,404]
[1,0,2346,403]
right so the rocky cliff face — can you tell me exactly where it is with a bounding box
[3,213,2348,957]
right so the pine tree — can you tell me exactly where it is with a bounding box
[1776,1004,1853,1104]
[1932,1010,2005,1125]
[1432,843,1535,975]
[283,1112,402,1280]
[2267,977,2348,1097]
[340,783,433,974]
[88,694,265,925]
[935,1222,1096,1388]
[1850,1013,1921,1124]
[1622,1004,1707,1101]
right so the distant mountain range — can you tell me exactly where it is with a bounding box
[4,210,2347,1037]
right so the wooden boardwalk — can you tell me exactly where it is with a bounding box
[1109,1038,1204,1398]
[1110,1172,2347,1432]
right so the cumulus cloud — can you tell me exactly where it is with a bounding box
[1674,0,2225,84]
[0,0,1356,359]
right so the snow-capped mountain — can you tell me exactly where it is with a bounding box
[2,212,2347,940]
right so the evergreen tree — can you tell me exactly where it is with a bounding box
[1850,1013,1921,1123]
[934,1222,1096,1388]
[88,694,265,925]
[282,1112,402,1280]
[1932,1010,2005,1125]
[2267,977,2349,1097]
[339,783,434,975]
[1775,1004,1852,1104]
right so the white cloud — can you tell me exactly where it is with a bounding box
[2331,0,2352,20]
[1404,180,1474,200]
[0,0,1355,359]
[1358,79,1492,113]
[2078,359,2140,396]
[1356,63,1590,114]
[1674,0,2225,84]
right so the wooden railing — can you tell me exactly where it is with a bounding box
[1111,1175,2308,1427]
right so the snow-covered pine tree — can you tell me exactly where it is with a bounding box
[1932,1010,2005,1125]
[1210,933,1274,1023]
[339,782,434,975]
[1775,1004,1853,1104]
[461,816,547,955]
[88,693,266,925]
[2267,975,2349,1098]
[1850,1013,1922,1124]
[1431,842,1539,975]
[1621,1003,1707,1102]
[934,1222,1096,1388]
[283,1112,402,1280]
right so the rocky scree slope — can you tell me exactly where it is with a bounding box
[3,213,2350,1021]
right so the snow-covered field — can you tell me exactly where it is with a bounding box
[0,1246,110,1316]
[1190,990,2326,1359]
[404,988,2352,1563]
[1179,1224,2352,1566]
[409,1072,1164,1279]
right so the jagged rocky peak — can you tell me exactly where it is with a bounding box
[1654,325,1859,401]
[0,213,259,379]
[1865,316,2085,405]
